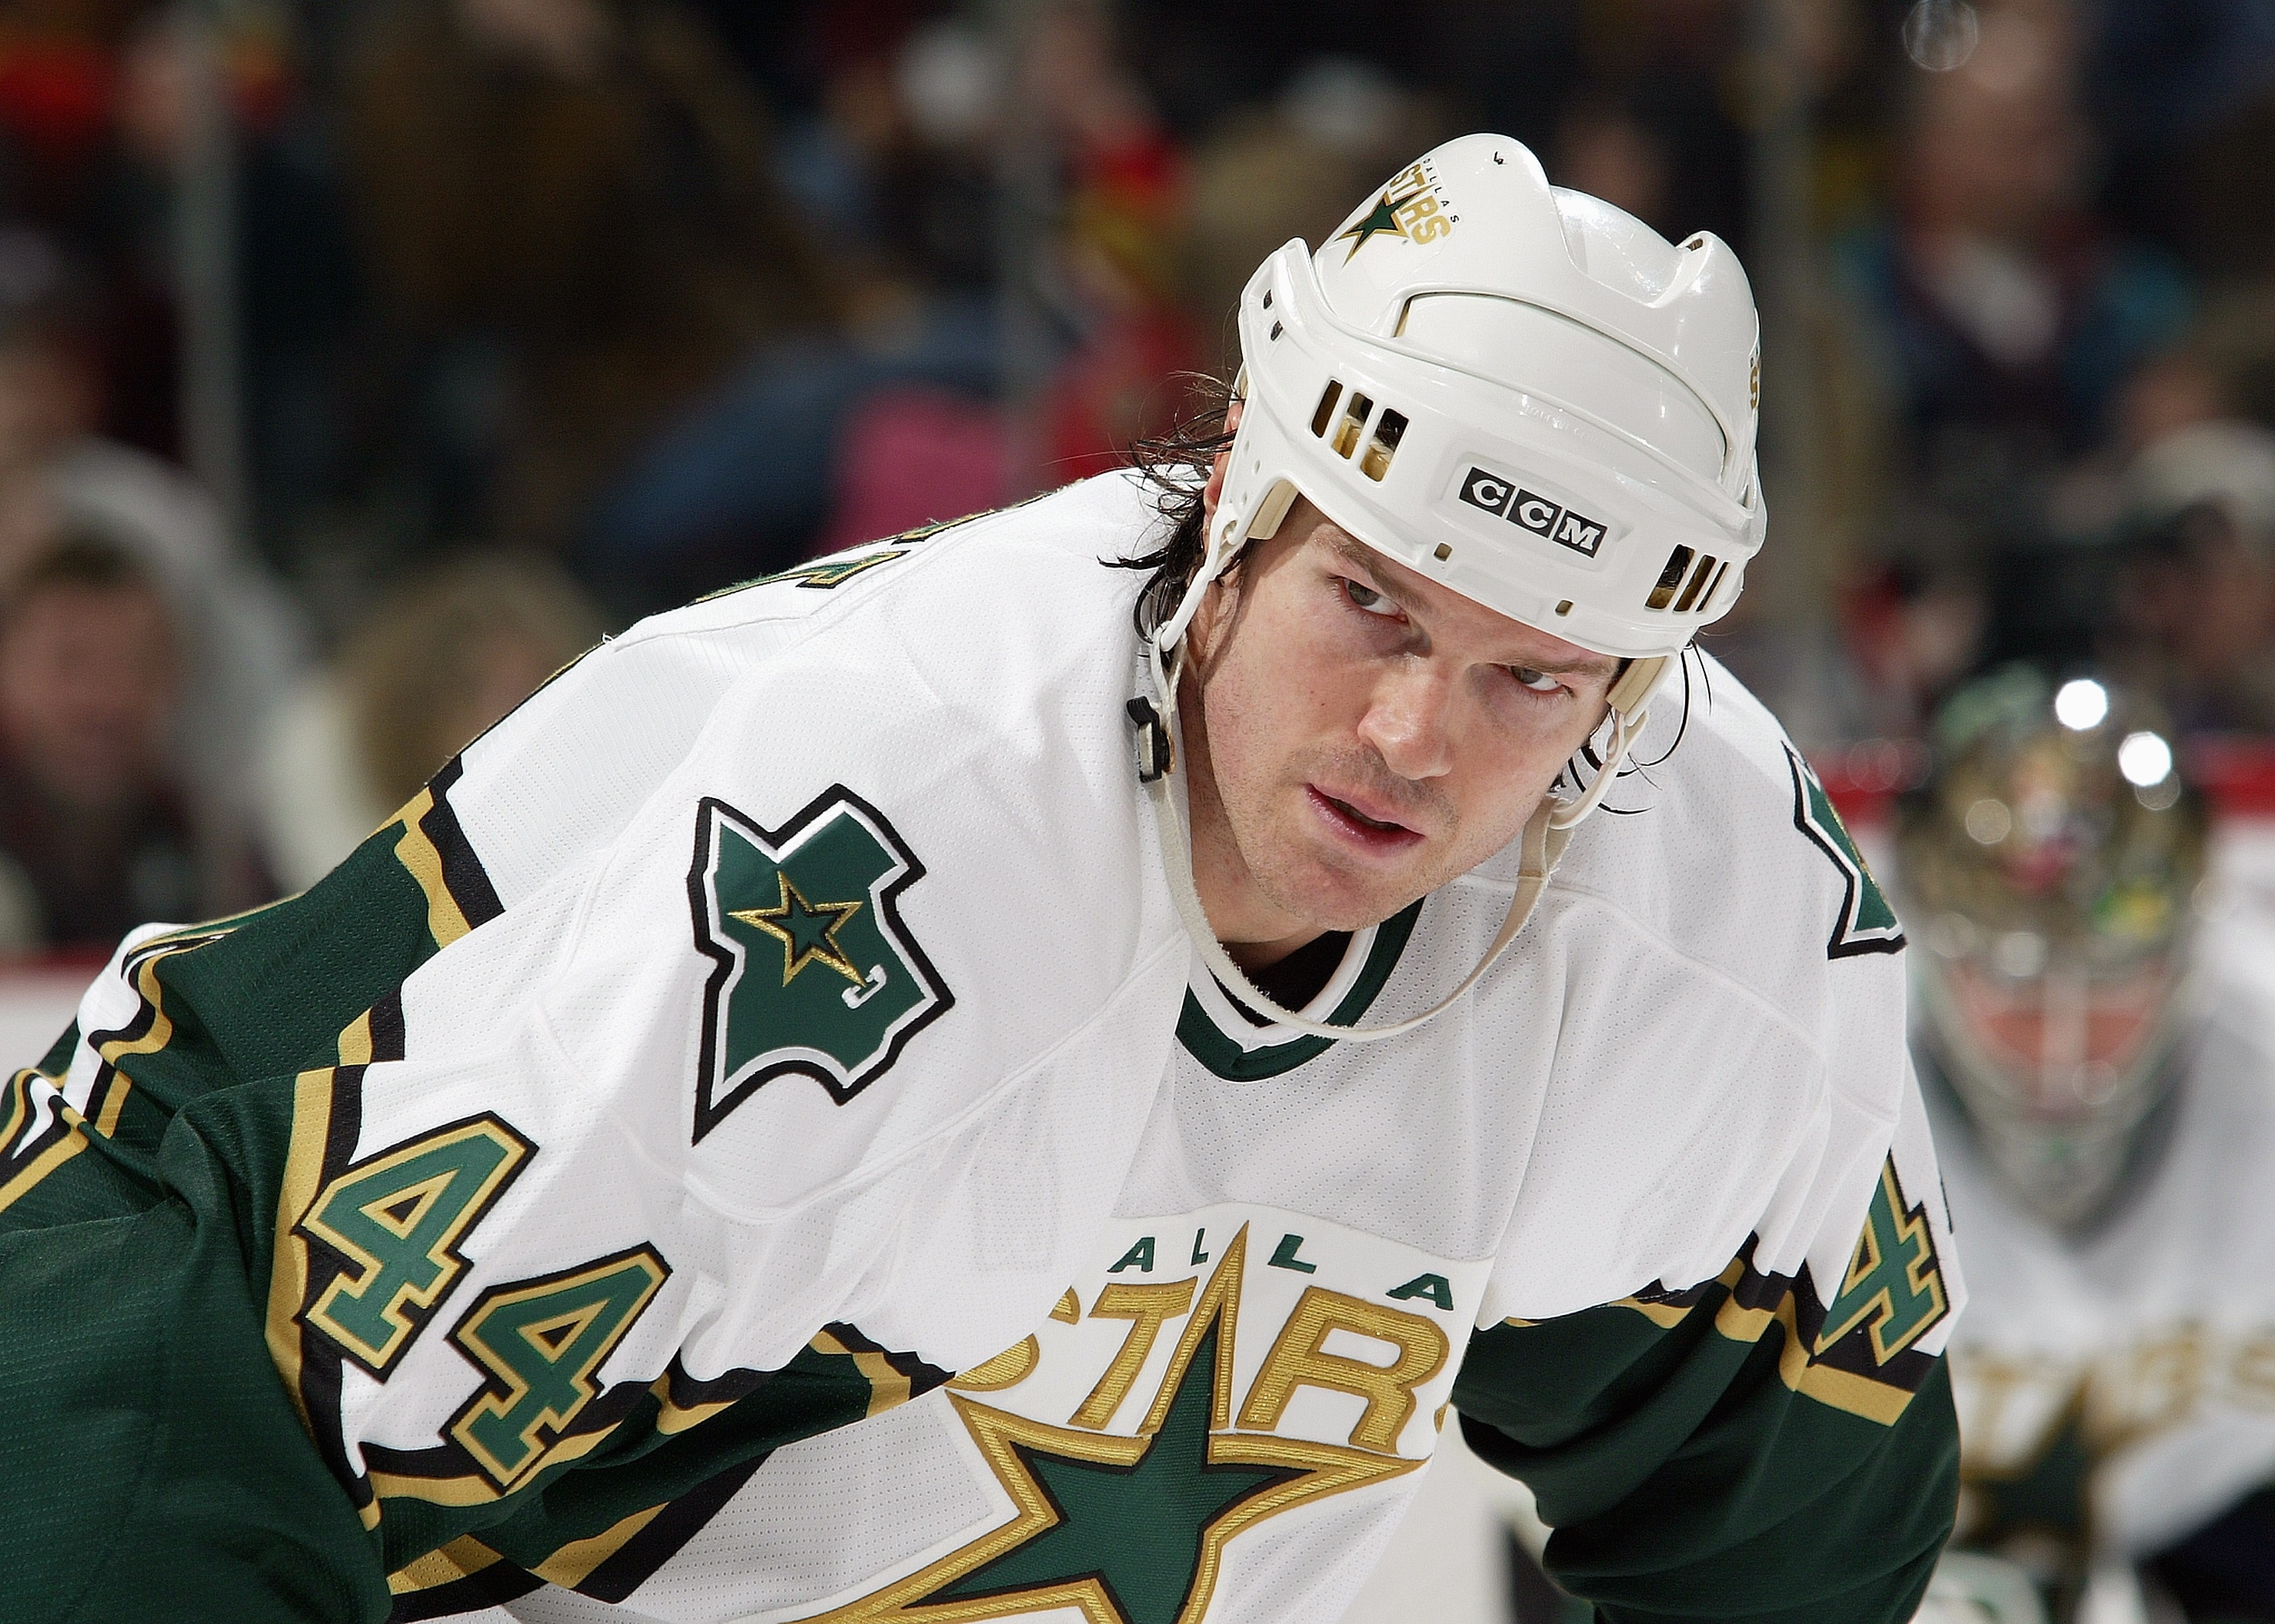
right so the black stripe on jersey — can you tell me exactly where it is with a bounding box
[0,1066,78,1190]
[651,1353,773,1417]
[76,929,232,1150]
[362,1323,951,1604]
[422,759,504,930]
[368,989,407,1063]
[78,1062,124,1144]
[386,1560,543,1622]
[1790,1260,1942,1398]
[295,1063,371,1511]
[361,1368,663,1489]
[1727,1242,1796,1316]
[1625,1274,1721,1314]
[560,1329,950,1603]
[1727,1246,1942,1409]
[575,1454,773,1603]
[1710,1240,1944,1400]
[1607,1237,1940,1421]
[82,930,220,1060]
[826,1318,957,1397]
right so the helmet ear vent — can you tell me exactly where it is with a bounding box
[1645,545,1696,611]
[1331,392,1375,458]
[1270,321,1284,342]
[1671,554,1720,613]
[1359,409,1407,481]
[1305,378,1407,479]
[1645,549,1724,614]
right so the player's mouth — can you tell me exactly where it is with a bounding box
[1305,785,1424,855]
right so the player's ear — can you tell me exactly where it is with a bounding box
[1201,400,1244,533]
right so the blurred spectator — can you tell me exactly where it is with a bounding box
[586,2,1201,601]
[345,0,843,552]
[2110,418,2275,733]
[2133,285,2275,441]
[1024,0,1198,482]
[0,230,305,854]
[548,11,1012,610]
[810,383,1003,557]
[1837,2,2191,530]
[1184,56,1440,366]
[258,552,602,890]
[1712,509,1987,757]
[1552,91,1671,235]
[0,534,212,953]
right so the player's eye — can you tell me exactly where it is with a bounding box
[1342,577,1399,616]
[1508,666,1563,694]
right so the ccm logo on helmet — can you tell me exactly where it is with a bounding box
[1457,467,1609,558]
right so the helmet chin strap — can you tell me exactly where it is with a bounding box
[1137,561,1668,1041]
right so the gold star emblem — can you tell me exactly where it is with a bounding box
[731,875,866,987]
[810,1228,1421,1623]
[1334,188,1427,262]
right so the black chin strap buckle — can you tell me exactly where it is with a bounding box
[1127,697,1174,783]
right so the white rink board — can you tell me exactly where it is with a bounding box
[0,965,93,1071]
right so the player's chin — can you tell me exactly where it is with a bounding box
[1273,841,1443,934]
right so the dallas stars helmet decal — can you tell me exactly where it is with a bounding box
[1785,745,1906,960]
[688,787,952,1138]
[1334,188,1428,261]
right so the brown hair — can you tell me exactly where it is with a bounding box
[1111,374,1239,640]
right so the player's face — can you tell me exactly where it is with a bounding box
[1181,500,1620,963]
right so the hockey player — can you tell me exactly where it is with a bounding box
[1904,668,2275,1622]
[0,137,1961,1623]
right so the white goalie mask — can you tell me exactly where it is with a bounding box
[1139,134,1768,1038]
[1900,669,2208,1230]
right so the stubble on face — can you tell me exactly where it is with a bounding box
[1177,509,1618,967]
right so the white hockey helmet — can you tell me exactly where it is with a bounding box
[1138,135,1770,1041]
[1160,131,1766,666]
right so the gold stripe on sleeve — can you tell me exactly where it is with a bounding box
[263,1068,335,1434]
[531,1503,669,1587]
[393,790,472,949]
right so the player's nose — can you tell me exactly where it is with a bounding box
[1356,656,1456,782]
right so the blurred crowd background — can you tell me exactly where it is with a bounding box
[0,0,2272,960]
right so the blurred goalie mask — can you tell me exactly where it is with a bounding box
[1140,135,1767,1037]
[1900,668,2207,1228]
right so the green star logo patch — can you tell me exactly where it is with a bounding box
[1786,745,1905,959]
[689,788,951,1137]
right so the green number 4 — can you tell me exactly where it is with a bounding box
[301,1114,533,1373]
[1815,1157,1948,1366]
[447,1245,671,1492]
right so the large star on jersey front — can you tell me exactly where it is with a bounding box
[731,876,866,987]
[1961,1393,2093,1560]
[813,1272,1417,1622]
[1335,188,1425,261]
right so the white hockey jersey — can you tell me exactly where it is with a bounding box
[1938,945,2275,1565]
[3,471,1960,1624]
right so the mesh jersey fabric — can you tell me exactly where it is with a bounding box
[8,471,1957,1624]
